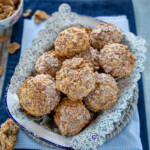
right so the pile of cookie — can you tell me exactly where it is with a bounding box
[18,23,136,137]
[0,0,20,20]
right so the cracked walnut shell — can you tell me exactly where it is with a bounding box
[56,58,95,101]
[35,50,65,78]
[18,74,61,116]
[54,97,92,136]
[99,43,137,80]
[84,72,119,112]
[55,26,90,58]
[90,23,122,50]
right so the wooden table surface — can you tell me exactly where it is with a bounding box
[0,0,149,145]
[0,27,12,101]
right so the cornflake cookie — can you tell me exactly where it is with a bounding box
[34,10,50,23]
[84,72,119,112]
[99,43,137,80]
[35,50,65,78]
[7,42,20,54]
[74,46,100,71]
[23,9,32,18]
[54,97,92,137]
[90,23,122,50]
[0,35,10,42]
[18,74,60,116]
[56,58,95,101]
[55,26,90,58]
[0,66,3,76]
[0,119,19,150]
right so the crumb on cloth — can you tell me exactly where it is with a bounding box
[23,9,32,18]
[34,10,50,23]
[7,42,20,54]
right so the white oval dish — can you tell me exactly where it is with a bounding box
[5,4,146,150]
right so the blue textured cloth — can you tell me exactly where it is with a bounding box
[0,0,149,149]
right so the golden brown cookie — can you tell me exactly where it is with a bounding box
[0,119,19,150]
[99,43,136,80]
[56,58,95,101]
[35,50,65,78]
[55,26,90,58]
[90,23,122,50]
[54,97,92,137]
[84,72,119,112]
[18,74,60,116]
[74,46,100,71]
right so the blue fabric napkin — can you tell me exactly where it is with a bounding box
[0,0,149,149]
